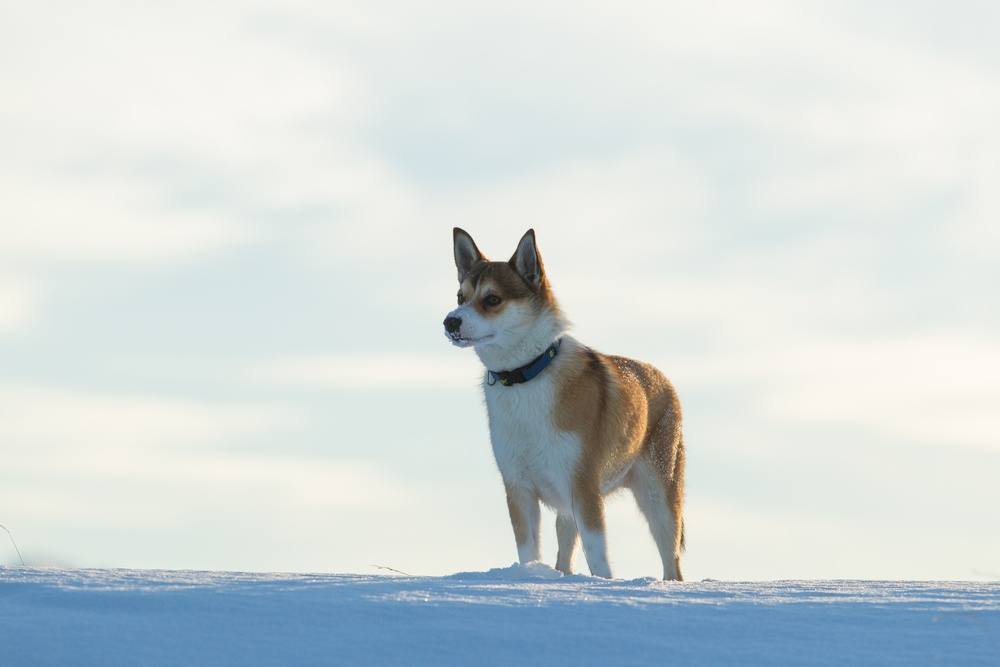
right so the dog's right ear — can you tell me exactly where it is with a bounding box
[453,228,485,282]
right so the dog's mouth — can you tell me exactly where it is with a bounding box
[446,332,496,348]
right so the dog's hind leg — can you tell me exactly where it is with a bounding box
[555,513,579,575]
[629,421,685,580]
[505,484,541,564]
[629,458,683,580]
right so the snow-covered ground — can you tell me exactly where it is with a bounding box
[2,564,998,665]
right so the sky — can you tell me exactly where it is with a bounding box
[2,1,999,580]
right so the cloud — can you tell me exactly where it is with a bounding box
[247,354,483,389]
[0,0,370,323]
[4,454,410,527]
[0,277,37,333]
[753,336,1000,451]
[1,3,365,154]
[0,170,257,266]
[0,386,299,450]
[656,332,1000,452]
[0,385,409,530]
[0,383,434,571]
[298,151,714,324]
[0,2,357,265]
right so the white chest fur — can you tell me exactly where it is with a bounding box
[482,367,581,514]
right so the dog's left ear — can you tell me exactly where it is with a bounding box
[509,229,544,289]
[454,227,486,282]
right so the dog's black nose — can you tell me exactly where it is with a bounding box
[444,316,462,333]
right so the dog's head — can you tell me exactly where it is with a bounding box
[443,228,561,350]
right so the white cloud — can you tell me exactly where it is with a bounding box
[0,170,257,266]
[0,385,409,529]
[427,154,709,266]
[247,354,483,389]
[658,333,1000,452]
[0,383,433,570]
[0,1,366,271]
[753,336,1000,451]
[0,386,299,450]
[0,3,364,153]
[0,278,37,333]
[4,454,409,526]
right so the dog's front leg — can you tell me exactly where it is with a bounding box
[504,484,541,563]
[573,485,612,578]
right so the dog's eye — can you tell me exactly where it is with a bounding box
[457,292,465,305]
[483,294,502,308]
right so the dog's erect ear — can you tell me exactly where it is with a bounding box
[453,227,485,282]
[509,229,543,289]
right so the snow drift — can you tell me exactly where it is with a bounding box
[2,563,998,665]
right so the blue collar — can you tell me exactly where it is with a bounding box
[487,339,562,387]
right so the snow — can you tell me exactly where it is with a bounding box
[2,563,998,665]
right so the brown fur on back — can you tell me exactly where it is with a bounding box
[554,348,684,539]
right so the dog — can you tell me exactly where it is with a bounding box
[443,228,685,580]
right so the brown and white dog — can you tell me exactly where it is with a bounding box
[443,228,685,580]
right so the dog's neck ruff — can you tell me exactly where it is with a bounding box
[487,339,562,387]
